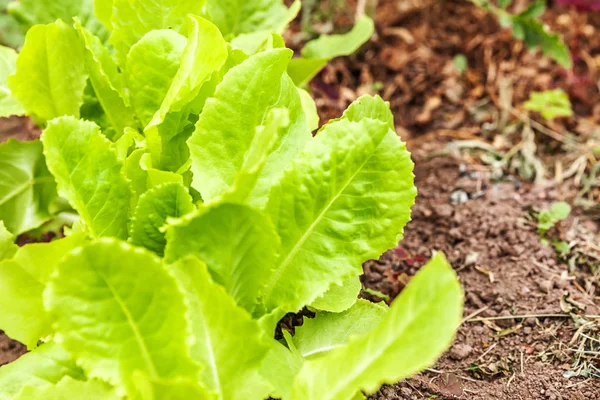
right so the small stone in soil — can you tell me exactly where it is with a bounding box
[450,343,473,360]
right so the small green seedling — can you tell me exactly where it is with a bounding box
[537,201,571,236]
[524,89,573,120]
[536,201,571,254]
[453,54,468,74]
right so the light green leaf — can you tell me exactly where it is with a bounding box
[203,0,299,39]
[94,0,112,31]
[221,108,289,205]
[260,338,303,400]
[74,20,134,137]
[110,0,206,64]
[550,201,571,220]
[298,88,319,132]
[45,239,200,390]
[286,58,328,88]
[262,102,416,319]
[41,117,132,239]
[169,256,272,400]
[310,276,362,313]
[0,342,84,400]
[302,16,374,59]
[291,253,463,400]
[0,139,57,235]
[147,16,228,129]
[0,234,85,348]
[188,48,311,208]
[295,300,388,360]
[0,221,16,261]
[288,16,374,86]
[8,0,108,41]
[337,95,394,130]
[165,203,281,314]
[125,29,187,128]
[15,377,119,400]
[129,182,195,257]
[8,20,88,122]
[131,373,212,400]
[510,17,571,68]
[523,89,573,120]
[145,15,228,173]
[0,45,23,117]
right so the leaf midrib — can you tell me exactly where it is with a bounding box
[96,268,159,380]
[0,176,54,207]
[261,130,384,307]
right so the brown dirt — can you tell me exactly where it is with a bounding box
[364,148,600,399]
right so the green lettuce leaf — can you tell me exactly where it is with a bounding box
[294,300,388,360]
[288,16,374,86]
[8,0,108,41]
[15,377,118,400]
[188,48,311,207]
[0,221,16,261]
[0,139,57,235]
[310,276,362,313]
[220,108,289,205]
[165,203,281,314]
[125,29,187,128]
[0,45,23,117]
[129,182,195,257]
[93,0,112,31]
[8,20,88,122]
[44,239,200,391]
[203,0,299,40]
[262,105,416,321]
[169,256,272,400]
[74,19,134,138]
[131,373,212,400]
[260,337,303,400]
[297,88,319,131]
[291,254,463,400]
[0,234,85,348]
[0,341,84,400]
[145,16,228,173]
[109,0,206,64]
[41,117,132,239]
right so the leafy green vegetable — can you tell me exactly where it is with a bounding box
[74,19,133,138]
[45,239,200,392]
[15,377,118,400]
[288,15,374,86]
[188,48,311,207]
[0,139,56,235]
[310,276,362,313]
[0,342,84,400]
[524,88,573,120]
[0,45,23,116]
[0,221,17,261]
[262,106,415,325]
[129,182,195,256]
[8,0,108,42]
[165,203,280,314]
[8,20,88,122]
[291,253,462,400]
[294,300,388,359]
[109,0,206,65]
[0,233,84,348]
[42,117,132,239]
[169,256,272,400]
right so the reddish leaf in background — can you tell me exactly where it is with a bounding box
[557,0,600,12]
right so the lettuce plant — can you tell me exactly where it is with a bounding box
[0,1,463,399]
